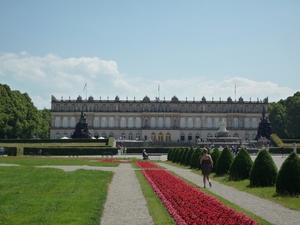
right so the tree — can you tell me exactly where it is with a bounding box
[268,102,287,138]
[285,93,300,138]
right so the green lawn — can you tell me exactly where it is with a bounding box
[0,162,114,225]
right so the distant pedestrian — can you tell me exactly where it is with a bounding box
[280,147,284,158]
[292,142,297,154]
[38,149,42,156]
[142,149,149,160]
[200,148,213,188]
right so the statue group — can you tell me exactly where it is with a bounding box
[255,107,272,140]
[71,109,91,138]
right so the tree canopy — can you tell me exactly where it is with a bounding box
[269,92,300,139]
[0,84,50,139]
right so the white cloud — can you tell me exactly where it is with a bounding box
[0,52,296,109]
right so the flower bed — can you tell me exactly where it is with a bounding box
[136,161,258,225]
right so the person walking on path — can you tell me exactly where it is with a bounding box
[281,147,285,158]
[200,148,213,188]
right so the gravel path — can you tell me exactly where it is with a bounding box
[100,163,154,225]
[157,162,300,225]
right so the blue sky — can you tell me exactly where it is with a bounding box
[1,1,299,109]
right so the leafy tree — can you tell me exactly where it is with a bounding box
[250,150,278,187]
[285,93,300,138]
[230,148,253,181]
[268,102,287,138]
[276,152,300,195]
[0,84,50,139]
[215,146,233,176]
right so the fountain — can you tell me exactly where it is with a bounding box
[71,109,91,138]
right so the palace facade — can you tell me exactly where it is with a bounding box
[50,95,269,141]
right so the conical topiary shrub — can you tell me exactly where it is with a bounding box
[215,146,234,176]
[276,152,300,195]
[185,147,194,167]
[167,148,174,161]
[250,150,278,187]
[190,147,202,169]
[230,148,253,181]
[180,148,189,165]
[172,148,180,163]
[210,148,221,173]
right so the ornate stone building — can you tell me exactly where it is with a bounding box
[50,95,269,141]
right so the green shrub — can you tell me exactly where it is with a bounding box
[190,147,202,169]
[177,148,185,164]
[215,146,233,176]
[210,148,221,173]
[172,148,180,163]
[167,148,174,161]
[250,150,278,187]
[276,152,300,195]
[180,148,189,165]
[230,148,253,181]
[185,148,194,167]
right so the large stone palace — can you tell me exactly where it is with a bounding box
[50,95,269,141]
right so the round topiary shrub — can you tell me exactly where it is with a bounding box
[276,152,300,196]
[210,148,221,173]
[250,149,278,187]
[230,148,253,181]
[215,146,234,176]
[190,147,202,169]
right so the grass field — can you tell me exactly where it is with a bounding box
[0,162,114,225]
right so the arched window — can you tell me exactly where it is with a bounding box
[55,117,61,127]
[188,133,193,141]
[108,117,114,128]
[150,117,156,128]
[128,117,134,128]
[93,117,100,128]
[70,117,76,128]
[165,117,171,128]
[244,118,250,128]
[136,132,141,140]
[120,117,126,128]
[62,117,68,128]
[158,132,163,142]
[128,132,133,140]
[135,117,141,128]
[166,132,171,142]
[214,117,219,128]
[251,118,257,129]
[180,118,186,128]
[151,132,156,142]
[101,117,107,128]
[195,117,201,128]
[206,117,212,128]
[158,117,163,128]
[233,118,238,128]
[180,133,185,141]
[187,117,193,128]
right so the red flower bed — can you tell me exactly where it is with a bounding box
[100,158,116,163]
[137,161,258,225]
